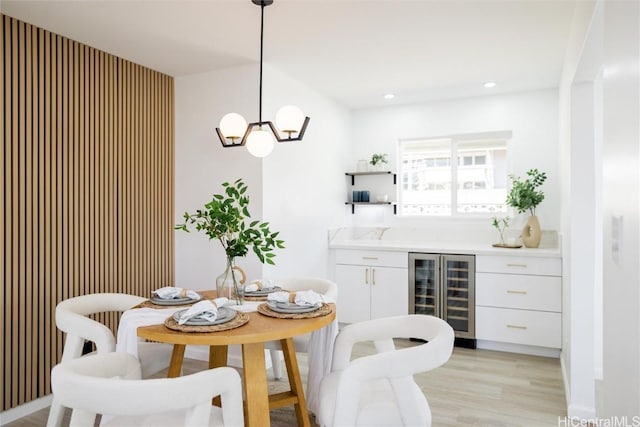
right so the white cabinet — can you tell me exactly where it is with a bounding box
[335,249,408,323]
[476,255,562,351]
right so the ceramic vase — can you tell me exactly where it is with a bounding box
[216,258,247,305]
[521,215,541,248]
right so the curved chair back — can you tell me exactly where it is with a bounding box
[51,352,244,426]
[318,314,454,427]
[48,293,170,427]
[266,277,338,380]
[276,276,338,301]
[56,293,145,362]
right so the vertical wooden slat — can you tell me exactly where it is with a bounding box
[87,46,94,298]
[24,21,33,403]
[2,14,175,410]
[59,35,69,363]
[16,19,25,407]
[72,40,79,302]
[0,16,11,407]
[97,50,103,295]
[107,53,114,299]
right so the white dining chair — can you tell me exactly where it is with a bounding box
[51,352,244,426]
[316,314,454,427]
[47,293,173,427]
[264,277,338,380]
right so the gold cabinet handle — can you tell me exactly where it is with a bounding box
[372,268,376,285]
[365,267,369,285]
[506,324,528,330]
[362,256,379,260]
[506,263,527,268]
[506,290,527,295]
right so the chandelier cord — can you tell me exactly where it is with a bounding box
[258,1,265,125]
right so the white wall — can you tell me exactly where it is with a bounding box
[261,65,352,279]
[558,0,599,419]
[175,63,351,289]
[599,0,640,418]
[175,64,265,290]
[349,90,561,237]
[562,0,640,419]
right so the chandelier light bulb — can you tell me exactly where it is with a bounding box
[219,113,247,140]
[275,105,305,137]
[246,128,275,158]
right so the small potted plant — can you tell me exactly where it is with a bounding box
[505,168,547,248]
[369,153,388,171]
[491,216,510,246]
[175,178,284,304]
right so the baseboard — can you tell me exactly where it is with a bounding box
[561,353,571,406]
[566,403,597,420]
[0,394,52,425]
[476,340,561,358]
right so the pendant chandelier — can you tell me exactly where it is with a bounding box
[216,0,310,158]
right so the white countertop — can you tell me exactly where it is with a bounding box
[328,227,562,258]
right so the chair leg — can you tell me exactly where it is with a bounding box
[270,349,284,380]
[45,397,65,427]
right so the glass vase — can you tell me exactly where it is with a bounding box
[216,258,247,305]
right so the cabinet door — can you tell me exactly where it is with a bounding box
[370,266,409,320]
[335,264,371,323]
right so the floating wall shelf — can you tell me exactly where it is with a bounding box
[345,171,397,185]
[345,202,397,214]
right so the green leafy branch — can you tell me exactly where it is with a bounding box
[175,178,284,265]
[491,216,510,245]
[505,169,547,216]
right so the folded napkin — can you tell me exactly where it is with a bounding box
[267,290,323,306]
[245,279,277,293]
[177,297,228,325]
[153,286,201,301]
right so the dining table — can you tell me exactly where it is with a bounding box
[116,290,337,427]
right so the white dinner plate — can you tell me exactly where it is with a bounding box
[172,307,236,326]
[244,286,281,296]
[150,296,199,306]
[266,301,321,314]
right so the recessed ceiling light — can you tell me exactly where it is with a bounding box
[483,81,497,88]
[383,93,395,100]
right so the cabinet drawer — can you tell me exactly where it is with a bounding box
[476,273,561,312]
[476,306,561,348]
[476,255,561,276]
[335,249,407,268]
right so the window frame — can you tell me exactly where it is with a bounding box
[397,131,512,218]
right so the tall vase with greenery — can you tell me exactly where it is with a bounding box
[505,168,547,248]
[175,178,284,304]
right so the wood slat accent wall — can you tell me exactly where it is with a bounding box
[1,14,175,411]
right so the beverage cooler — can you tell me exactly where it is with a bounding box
[408,253,475,344]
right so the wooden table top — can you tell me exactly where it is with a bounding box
[137,303,336,346]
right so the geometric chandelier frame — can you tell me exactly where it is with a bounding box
[215,0,310,153]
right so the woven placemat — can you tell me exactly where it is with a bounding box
[257,302,332,319]
[163,311,249,332]
[139,299,198,309]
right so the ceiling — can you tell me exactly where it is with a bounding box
[1,0,578,109]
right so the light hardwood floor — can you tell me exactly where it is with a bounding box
[5,341,566,427]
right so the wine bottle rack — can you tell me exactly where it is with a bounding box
[409,253,475,340]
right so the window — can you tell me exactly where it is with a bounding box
[398,133,509,216]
